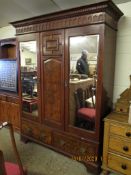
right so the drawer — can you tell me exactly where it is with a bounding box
[6,96,19,104]
[110,123,131,138]
[21,120,52,145]
[115,102,129,113]
[0,95,7,101]
[53,132,97,157]
[108,153,131,175]
[21,121,40,140]
[39,127,52,145]
[109,136,131,157]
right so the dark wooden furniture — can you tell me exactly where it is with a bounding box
[11,0,123,174]
[0,38,20,130]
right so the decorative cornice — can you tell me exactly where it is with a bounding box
[11,0,123,35]
[15,13,106,35]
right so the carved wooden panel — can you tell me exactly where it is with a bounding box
[15,13,107,35]
[0,100,7,123]
[42,58,64,129]
[40,127,52,145]
[53,132,97,157]
[41,30,64,56]
[21,120,52,145]
[0,100,20,129]
[21,120,40,140]
[12,1,123,35]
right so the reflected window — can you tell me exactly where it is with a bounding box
[69,35,99,131]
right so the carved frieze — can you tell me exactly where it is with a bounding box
[15,12,118,35]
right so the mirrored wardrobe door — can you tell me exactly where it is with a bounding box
[19,40,40,120]
[69,35,99,132]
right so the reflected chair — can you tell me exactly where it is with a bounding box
[85,84,96,108]
[0,122,27,175]
[74,85,96,130]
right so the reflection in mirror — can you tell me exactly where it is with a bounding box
[69,35,99,131]
[20,41,38,118]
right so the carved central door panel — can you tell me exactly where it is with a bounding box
[41,30,64,56]
[40,30,64,130]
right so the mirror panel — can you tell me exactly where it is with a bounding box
[69,35,99,131]
[20,41,38,118]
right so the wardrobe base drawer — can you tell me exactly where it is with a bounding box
[21,120,40,139]
[53,132,97,160]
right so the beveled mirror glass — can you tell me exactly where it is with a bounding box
[20,41,38,118]
[69,35,99,131]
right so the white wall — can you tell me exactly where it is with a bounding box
[0,2,131,104]
[113,2,131,103]
[20,48,37,67]
[0,25,15,39]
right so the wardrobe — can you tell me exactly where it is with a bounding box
[11,0,123,173]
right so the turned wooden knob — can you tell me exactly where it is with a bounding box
[60,140,66,146]
[40,133,46,140]
[121,164,127,170]
[27,128,33,136]
[126,132,131,137]
[123,146,129,152]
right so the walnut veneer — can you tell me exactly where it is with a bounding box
[11,0,123,174]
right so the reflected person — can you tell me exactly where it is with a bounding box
[76,50,89,75]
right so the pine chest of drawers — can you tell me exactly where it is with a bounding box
[102,112,131,175]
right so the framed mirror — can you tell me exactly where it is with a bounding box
[69,35,99,132]
[19,41,38,118]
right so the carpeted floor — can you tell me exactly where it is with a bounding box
[0,128,94,175]
[0,128,117,175]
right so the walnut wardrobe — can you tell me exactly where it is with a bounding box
[11,0,123,173]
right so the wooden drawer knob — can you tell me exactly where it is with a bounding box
[40,133,46,140]
[80,147,86,154]
[27,128,33,136]
[123,146,129,152]
[60,140,66,146]
[126,132,131,137]
[121,164,127,170]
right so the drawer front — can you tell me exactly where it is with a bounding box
[115,103,129,113]
[110,123,131,139]
[0,95,7,101]
[53,132,97,158]
[6,96,19,104]
[108,153,131,175]
[21,121,40,140]
[109,137,131,157]
[21,120,52,145]
[39,127,52,145]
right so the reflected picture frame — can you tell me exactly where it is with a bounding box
[25,58,32,65]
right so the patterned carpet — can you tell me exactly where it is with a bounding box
[0,128,93,175]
